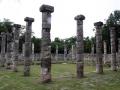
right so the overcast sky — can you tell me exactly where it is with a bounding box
[0,0,120,40]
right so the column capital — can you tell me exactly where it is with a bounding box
[24,17,34,23]
[40,4,54,13]
[74,15,85,21]
[94,21,103,27]
[13,24,21,28]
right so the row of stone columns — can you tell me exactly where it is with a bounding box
[0,4,119,83]
[39,4,118,81]
[0,18,35,75]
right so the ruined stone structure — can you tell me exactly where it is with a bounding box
[6,32,14,69]
[32,43,34,61]
[94,21,103,74]
[71,45,76,60]
[91,42,95,66]
[0,32,6,67]
[103,41,107,63]
[24,17,34,76]
[74,15,85,78]
[40,4,54,83]
[55,45,58,61]
[110,27,117,71]
[22,43,25,57]
[12,24,21,72]
[118,38,120,67]
[91,43,95,54]
[64,41,67,61]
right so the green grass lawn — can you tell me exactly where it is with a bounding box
[0,64,120,90]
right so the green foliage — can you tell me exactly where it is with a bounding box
[102,10,120,53]
[0,18,13,33]
[32,36,41,53]
[51,37,64,54]
[84,37,92,53]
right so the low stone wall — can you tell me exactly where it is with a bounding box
[0,53,120,64]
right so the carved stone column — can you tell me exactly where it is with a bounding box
[12,24,21,72]
[91,42,95,66]
[74,15,85,78]
[103,40,107,64]
[40,4,54,83]
[6,32,14,69]
[32,43,34,61]
[64,41,67,61]
[110,27,117,71]
[22,43,25,59]
[94,21,103,74]
[55,45,58,61]
[71,45,76,60]
[0,32,6,67]
[118,38,120,67]
[24,17,34,76]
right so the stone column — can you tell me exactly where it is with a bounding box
[103,41,107,63]
[118,38,120,67]
[0,32,6,67]
[110,27,117,71]
[32,43,34,61]
[74,15,85,78]
[71,45,76,60]
[94,21,103,74]
[103,41,107,54]
[64,41,67,61]
[55,45,58,61]
[91,43,94,54]
[91,42,95,66]
[24,17,34,76]
[22,43,25,60]
[6,32,14,69]
[12,24,21,72]
[40,4,54,83]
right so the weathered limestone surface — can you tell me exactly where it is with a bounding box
[91,42,95,65]
[64,42,67,61]
[0,32,6,67]
[6,32,14,69]
[40,4,54,83]
[103,41,108,64]
[94,21,103,74]
[55,45,58,61]
[71,45,76,60]
[118,38,120,67]
[12,24,21,72]
[75,14,85,78]
[110,27,117,71]
[22,43,25,57]
[24,17,34,76]
[32,43,34,61]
